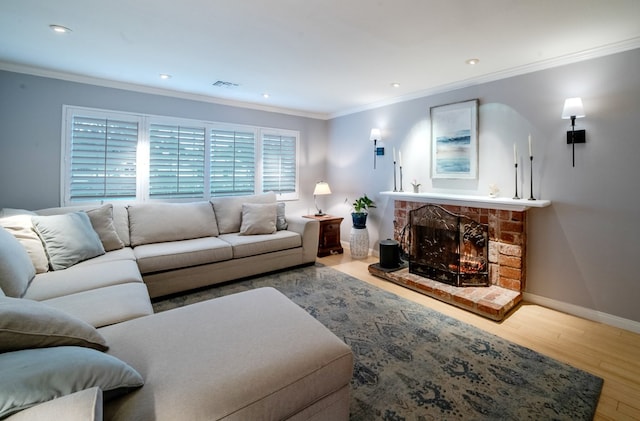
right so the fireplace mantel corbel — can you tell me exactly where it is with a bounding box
[380,191,551,212]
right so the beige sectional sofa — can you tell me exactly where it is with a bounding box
[0,193,354,420]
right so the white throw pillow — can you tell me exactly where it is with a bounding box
[86,204,124,252]
[239,203,277,235]
[211,191,276,234]
[0,214,49,274]
[0,227,36,298]
[32,212,105,271]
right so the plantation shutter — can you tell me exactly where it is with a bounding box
[210,128,255,196]
[262,132,297,195]
[149,124,205,199]
[69,116,138,201]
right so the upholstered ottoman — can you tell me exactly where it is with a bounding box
[99,287,353,421]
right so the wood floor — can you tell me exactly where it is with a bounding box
[319,252,640,421]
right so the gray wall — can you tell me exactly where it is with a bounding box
[325,48,640,324]
[0,71,328,215]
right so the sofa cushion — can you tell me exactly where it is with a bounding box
[134,237,233,274]
[211,191,276,234]
[32,212,105,270]
[0,346,143,419]
[276,202,288,230]
[239,202,277,235]
[128,201,218,247]
[219,230,302,259]
[5,387,103,421]
[0,227,35,298]
[0,296,108,352]
[24,260,143,301]
[100,288,353,421]
[86,204,124,252]
[41,283,154,328]
[73,247,136,267]
[0,214,49,274]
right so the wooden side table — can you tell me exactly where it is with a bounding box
[303,215,344,257]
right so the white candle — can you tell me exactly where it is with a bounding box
[513,144,517,164]
[399,151,402,167]
[393,147,396,163]
[528,134,532,157]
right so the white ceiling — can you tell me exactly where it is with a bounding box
[1,0,639,119]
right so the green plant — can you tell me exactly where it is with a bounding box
[352,194,376,213]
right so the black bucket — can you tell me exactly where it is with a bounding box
[379,239,400,269]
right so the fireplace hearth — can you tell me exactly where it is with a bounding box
[409,205,489,287]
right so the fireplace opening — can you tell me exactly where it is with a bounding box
[409,205,489,287]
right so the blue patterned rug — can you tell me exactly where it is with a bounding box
[153,264,603,420]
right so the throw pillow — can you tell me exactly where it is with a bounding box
[0,215,49,274]
[0,296,108,353]
[239,203,277,235]
[0,346,144,419]
[32,212,105,270]
[86,204,124,252]
[4,387,102,421]
[0,227,36,298]
[276,202,288,230]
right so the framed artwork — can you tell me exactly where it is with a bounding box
[430,99,478,179]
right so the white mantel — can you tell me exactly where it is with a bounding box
[380,191,551,212]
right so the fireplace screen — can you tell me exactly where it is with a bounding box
[409,205,489,287]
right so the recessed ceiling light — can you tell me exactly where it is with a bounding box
[391,82,401,88]
[159,74,172,80]
[49,24,72,34]
[466,58,480,65]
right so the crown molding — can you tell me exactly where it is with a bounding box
[0,61,330,121]
[330,37,640,119]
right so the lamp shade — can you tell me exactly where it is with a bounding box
[313,181,331,195]
[369,128,381,141]
[561,98,586,119]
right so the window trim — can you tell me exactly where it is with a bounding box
[61,105,300,206]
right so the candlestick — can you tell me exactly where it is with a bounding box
[393,161,397,192]
[513,163,520,200]
[399,166,404,192]
[528,156,536,200]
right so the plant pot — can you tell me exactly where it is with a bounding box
[351,212,368,229]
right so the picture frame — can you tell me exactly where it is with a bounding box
[430,99,479,179]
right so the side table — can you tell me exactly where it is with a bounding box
[303,215,344,257]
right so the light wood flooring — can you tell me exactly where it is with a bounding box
[319,252,640,421]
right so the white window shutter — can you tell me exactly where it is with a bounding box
[210,128,256,197]
[262,132,297,198]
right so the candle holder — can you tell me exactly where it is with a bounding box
[528,156,536,200]
[399,166,404,192]
[513,163,520,199]
[393,161,397,192]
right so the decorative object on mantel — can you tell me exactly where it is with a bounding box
[561,97,586,167]
[411,179,421,193]
[488,183,500,198]
[512,143,520,199]
[370,128,382,169]
[398,150,404,192]
[528,134,536,200]
[313,181,332,216]
[392,147,398,191]
[350,195,376,259]
[431,99,479,179]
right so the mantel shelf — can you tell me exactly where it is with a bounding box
[380,191,551,212]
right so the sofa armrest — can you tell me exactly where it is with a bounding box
[5,387,103,421]
[286,216,319,263]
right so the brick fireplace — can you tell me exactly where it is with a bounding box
[369,192,550,320]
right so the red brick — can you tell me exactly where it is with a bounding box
[499,254,522,269]
[500,266,522,280]
[499,277,522,291]
[500,220,523,233]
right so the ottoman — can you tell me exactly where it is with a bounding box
[99,287,354,420]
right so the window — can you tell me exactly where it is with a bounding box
[62,106,299,205]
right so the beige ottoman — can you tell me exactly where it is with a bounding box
[99,287,354,420]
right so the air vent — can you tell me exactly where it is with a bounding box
[212,80,240,88]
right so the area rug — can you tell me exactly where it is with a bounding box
[153,264,603,420]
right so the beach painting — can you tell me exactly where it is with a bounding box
[430,99,478,179]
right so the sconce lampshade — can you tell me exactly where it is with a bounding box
[369,128,381,141]
[561,97,586,119]
[313,181,332,196]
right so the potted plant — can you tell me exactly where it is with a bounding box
[351,194,376,229]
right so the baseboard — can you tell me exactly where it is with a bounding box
[523,292,640,334]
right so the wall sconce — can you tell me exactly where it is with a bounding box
[370,128,383,169]
[561,97,586,167]
[313,181,332,216]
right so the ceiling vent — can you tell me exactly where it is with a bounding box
[212,80,239,88]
